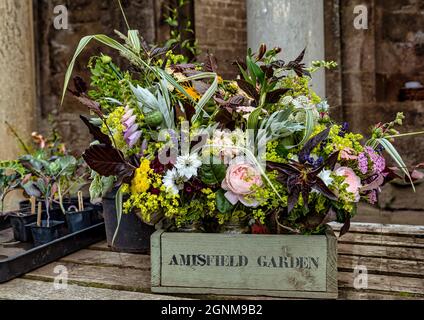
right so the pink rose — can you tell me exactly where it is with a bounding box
[335,166,362,202]
[222,163,263,207]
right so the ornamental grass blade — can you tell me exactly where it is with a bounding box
[112,185,123,246]
[184,72,218,122]
[62,34,135,105]
[378,138,415,191]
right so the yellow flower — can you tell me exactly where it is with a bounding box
[177,83,201,102]
[131,159,152,194]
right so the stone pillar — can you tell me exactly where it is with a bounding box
[0,0,36,160]
[246,0,326,97]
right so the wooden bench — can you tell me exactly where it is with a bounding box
[0,222,422,300]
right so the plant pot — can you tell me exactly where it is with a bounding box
[9,213,37,242]
[9,209,65,243]
[220,220,249,234]
[28,220,66,247]
[65,208,94,233]
[0,214,9,231]
[103,190,155,253]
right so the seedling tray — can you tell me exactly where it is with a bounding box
[0,222,106,283]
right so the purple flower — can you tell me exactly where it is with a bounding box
[367,190,378,205]
[121,106,142,148]
[126,131,142,148]
[358,152,369,174]
[364,147,386,174]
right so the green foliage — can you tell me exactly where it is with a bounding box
[199,157,226,185]
[215,189,234,214]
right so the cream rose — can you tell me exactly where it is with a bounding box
[222,163,263,207]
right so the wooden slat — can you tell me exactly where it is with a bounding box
[24,261,151,292]
[0,278,186,300]
[88,240,109,251]
[338,272,424,295]
[338,232,424,248]
[338,243,424,261]
[338,255,424,277]
[330,222,424,236]
[60,249,150,270]
[339,288,423,300]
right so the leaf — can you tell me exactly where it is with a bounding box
[265,88,290,104]
[204,53,218,73]
[216,189,234,214]
[314,178,338,201]
[22,181,41,198]
[237,79,259,102]
[339,216,351,237]
[298,127,330,163]
[82,144,134,183]
[80,115,112,146]
[378,138,415,191]
[70,92,103,117]
[200,158,227,185]
[246,54,265,86]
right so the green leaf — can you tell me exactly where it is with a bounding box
[199,157,226,185]
[216,189,234,214]
[246,54,264,86]
[378,138,415,191]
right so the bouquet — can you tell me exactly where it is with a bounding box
[63,29,419,236]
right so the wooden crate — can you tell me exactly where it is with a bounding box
[151,228,338,299]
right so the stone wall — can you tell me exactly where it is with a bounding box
[194,0,247,79]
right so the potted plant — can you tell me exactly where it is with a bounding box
[62,17,421,297]
[0,161,26,232]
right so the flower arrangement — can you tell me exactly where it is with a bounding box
[63,28,421,236]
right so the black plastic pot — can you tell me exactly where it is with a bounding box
[9,209,65,243]
[103,190,155,253]
[28,220,65,247]
[65,208,94,233]
[0,215,9,232]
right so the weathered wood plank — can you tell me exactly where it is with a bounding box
[338,255,424,277]
[338,243,424,261]
[338,272,424,295]
[151,230,164,287]
[339,288,424,300]
[60,249,150,270]
[326,228,338,293]
[0,278,186,300]
[24,261,151,292]
[338,232,424,248]
[153,286,338,299]
[88,240,109,251]
[330,222,424,236]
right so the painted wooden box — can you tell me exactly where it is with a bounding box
[151,228,338,299]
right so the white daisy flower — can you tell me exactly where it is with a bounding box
[175,153,202,180]
[163,169,184,195]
